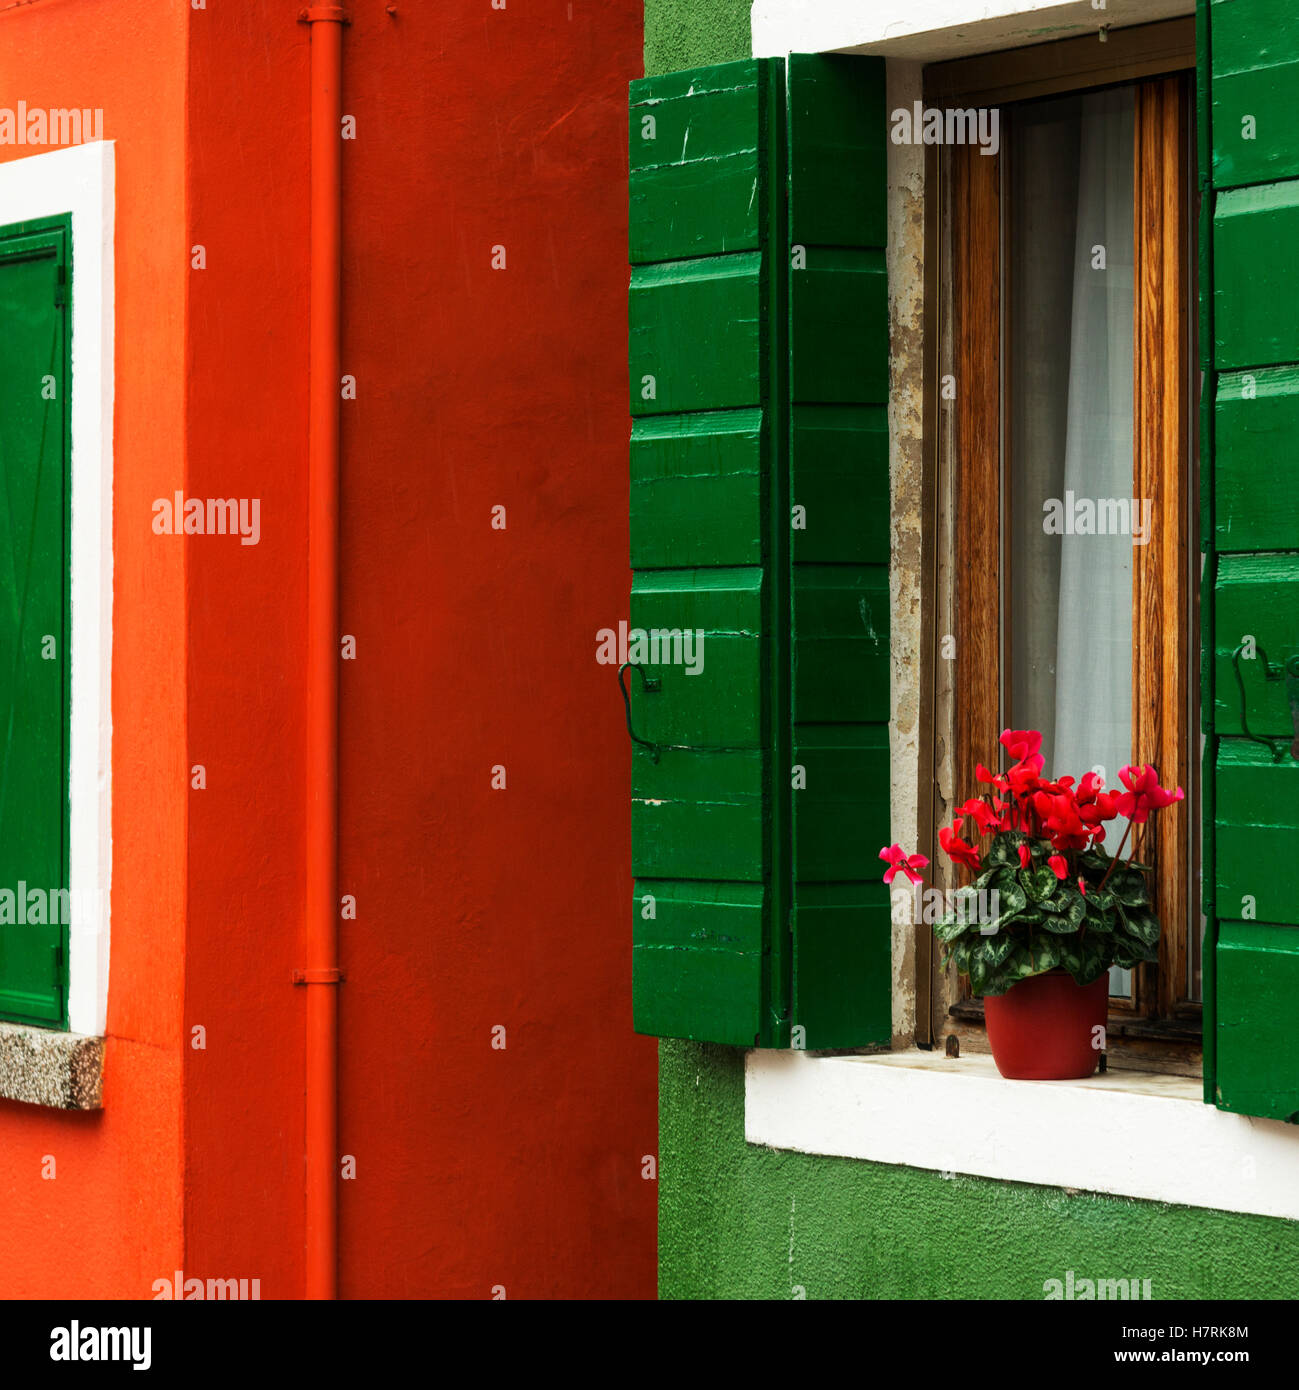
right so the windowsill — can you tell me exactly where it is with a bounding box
[745,1048,1299,1220]
[0,1022,103,1111]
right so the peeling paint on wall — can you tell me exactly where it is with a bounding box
[887,59,927,1047]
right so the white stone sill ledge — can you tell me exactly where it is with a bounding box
[745,1049,1299,1221]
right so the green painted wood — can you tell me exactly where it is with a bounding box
[790,249,889,404]
[629,255,763,416]
[630,411,763,570]
[631,159,761,264]
[792,882,892,1049]
[629,569,763,747]
[791,406,889,564]
[627,53,889,1048]
[630,62,762,263]
[632,880,766,1045]
[1199,0,1219,1114]
[632,746,767,882]
[0,218,70,1029]
[1214,740,1299,926]
[792,724,889,881]
[1212,553,1299,738]
[1203,2,1299,1118]
[783,53,893,1048]
[1215,920,1299,1120]
[1214,181,1299,369]
[792,567,889,724]
[787,53,887,248]
[1211,0,1299,188]
[1215,366,1299,550]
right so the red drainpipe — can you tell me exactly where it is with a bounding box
[299,3,347,1301]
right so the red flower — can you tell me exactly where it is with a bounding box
[959,797,1006,835]
[879,843,929,885]
[1000,728,1044,762]
[975,764,1007,792]
[1017,844,1031,869]
[939,825,982,873]
[1076,770,1120,834]
[1116,765,1185,825]
[1036,790,1091,852]
[1005,754,1045,796]
[1048,854,1068,880]
[1078,877,1088,897]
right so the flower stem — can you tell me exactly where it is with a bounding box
[1098,820,1132,891]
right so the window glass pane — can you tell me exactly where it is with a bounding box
[1007,87,1135,994]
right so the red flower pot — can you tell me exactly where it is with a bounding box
[983,970,1108,1080]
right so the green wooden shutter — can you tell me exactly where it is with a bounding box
[0,217,71,1029]
[628,55,890,1048]
[1202,0,1299,1119]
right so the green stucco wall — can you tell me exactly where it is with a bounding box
[661,1042,1299,1298]
[643,0,751,78]
[646,0,1299,1301]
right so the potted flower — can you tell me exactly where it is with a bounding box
[880,729,1184,1080]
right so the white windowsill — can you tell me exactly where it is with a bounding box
[751,0,1195,62]
[745,1049,1299,1221]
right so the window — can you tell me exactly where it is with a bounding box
[924,25,1201,1071]
[735,0,1299,1180]
[0,142,114,1045]
[0,214,72,1028]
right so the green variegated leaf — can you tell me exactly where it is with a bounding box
[1025,933,1063,975]
[1018,864,1059,904]
[1061,935,1111,986]
[932,914,968,944]
[985,833,1031,871]
[988,944,1037,992]
[1078,849,1111,876]
[1121,905,1161,947]
[1062,891,1087,930]
[1038,909,1078,935]
[990,870,1027,917]
[1110,869,1150,907]
[1082,898,1116,933]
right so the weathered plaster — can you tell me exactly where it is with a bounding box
[0,1022,103,1110]
[886,60,927,1046]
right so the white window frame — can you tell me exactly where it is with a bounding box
[740,0,1299,1223]
[0,142,115,1037]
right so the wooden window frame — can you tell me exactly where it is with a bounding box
[921,22,1201,1070]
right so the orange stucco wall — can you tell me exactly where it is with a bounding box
[0,0,189,1296]
[2,0,652,1298]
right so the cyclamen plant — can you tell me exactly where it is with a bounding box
[880,729,1184,997]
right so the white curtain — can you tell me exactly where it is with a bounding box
[1008,88,1135,991]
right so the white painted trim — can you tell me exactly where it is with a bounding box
[0,142,114,1037]
[746,1050,1299,1221]
[751,0,1194,63]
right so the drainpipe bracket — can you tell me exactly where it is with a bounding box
[293,968,345,986]
[299,6,351,23]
